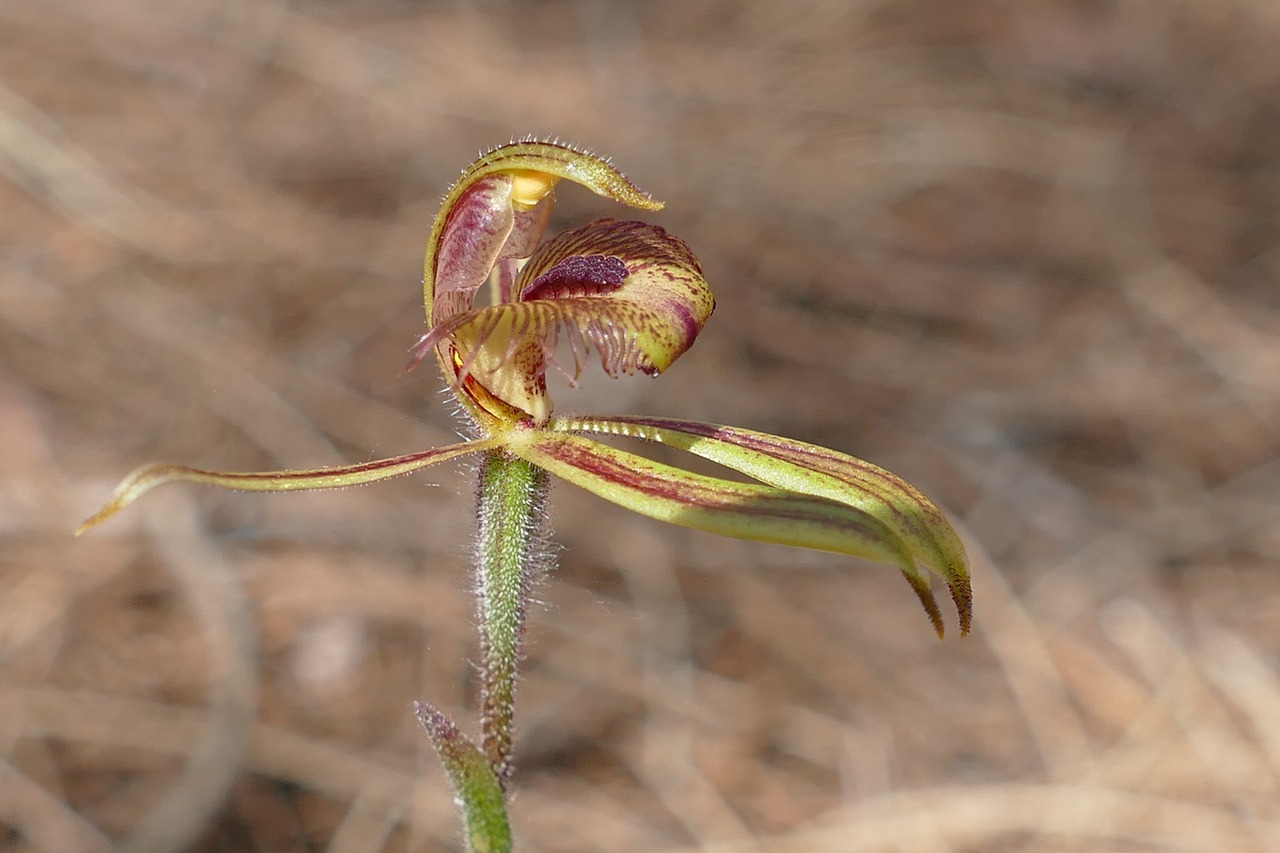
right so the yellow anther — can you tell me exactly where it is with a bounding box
[508,170,559,211]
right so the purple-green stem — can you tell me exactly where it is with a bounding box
[475,448,551,787]
[419,449,549,852]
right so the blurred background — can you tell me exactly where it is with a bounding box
[3,1,1279,850]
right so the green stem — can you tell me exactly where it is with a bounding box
[474,448,552,788]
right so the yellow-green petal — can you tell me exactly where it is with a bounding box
[550,415,972,637]
[502,425,918,580]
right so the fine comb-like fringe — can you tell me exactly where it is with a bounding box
[406,299,655,391]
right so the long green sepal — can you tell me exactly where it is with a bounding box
[414,702,512,853]
[76,436,506,535]
[550,415,971,636]
[503,425,916,577]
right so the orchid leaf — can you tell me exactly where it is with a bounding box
[550,415,971,636]
[75,436,505,535]
[414,703,511,853]
[503,425,918,578]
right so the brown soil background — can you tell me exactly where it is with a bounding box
[3,1,1280,851]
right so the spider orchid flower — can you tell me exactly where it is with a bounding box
[79,139,970,636]
[79,140,971,851]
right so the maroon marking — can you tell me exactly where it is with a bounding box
[596,415,953,554]
[520,254,629,301]
[531,434,892,541]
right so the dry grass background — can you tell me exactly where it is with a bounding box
[2,0,1279,850]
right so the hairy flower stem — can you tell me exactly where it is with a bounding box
[474,448,551,787]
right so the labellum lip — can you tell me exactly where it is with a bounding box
[415,215,713,426]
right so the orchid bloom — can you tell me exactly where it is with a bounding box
[79,139,969,631]
[79,139,970,851]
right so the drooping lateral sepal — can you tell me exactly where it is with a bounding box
[414,702,512,853]
[550,415,972,637]
[75,436,506,535]
[502,424,920,578]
